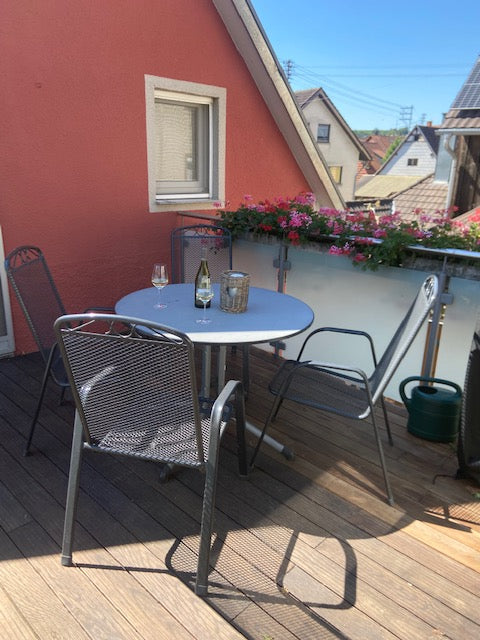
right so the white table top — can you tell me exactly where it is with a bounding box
[115,283,314,345]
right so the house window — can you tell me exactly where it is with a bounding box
[329,165,342,183]
[145,75,226,212]
[407,158,418,166]
[317,124,330,143]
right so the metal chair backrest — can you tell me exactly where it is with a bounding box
[55,314,207,466]
[369,274,439,403]
[171,224,232,283]
[5,245,66,363]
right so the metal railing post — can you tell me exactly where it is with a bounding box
[422,257,454,378]
[270,243,291,355]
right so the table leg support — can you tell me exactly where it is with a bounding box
[216,346,294,461]
[201,346,212,398]
[245,421,295,461]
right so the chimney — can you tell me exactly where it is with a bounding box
[426,121,432,127]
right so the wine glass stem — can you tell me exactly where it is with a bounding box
[203,301,207,321]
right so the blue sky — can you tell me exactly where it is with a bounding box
[250,0,480,131]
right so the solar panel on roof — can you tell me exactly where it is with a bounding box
[451,57,480,109]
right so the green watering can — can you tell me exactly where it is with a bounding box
[399,376,462,443]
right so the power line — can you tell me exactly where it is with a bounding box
[294,64,403,108]
[293,68,401,117]
[291,62,420,126]
[303,62,468,70]
[312,72,463,79]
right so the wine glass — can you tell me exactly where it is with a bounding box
[151,263,169,309]
[196,281,214,324]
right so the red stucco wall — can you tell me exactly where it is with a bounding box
[1,0,311,353]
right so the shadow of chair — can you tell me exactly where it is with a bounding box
[55,312,248,596]
[4,245,112,455]
[250,274,439,505]
[171,224,250,392]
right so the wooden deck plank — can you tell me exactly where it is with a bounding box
[0,404,244,640]
[218,444,480,627]
[0,584,38,640]
[1,349,479,640]
[0,527,90,639]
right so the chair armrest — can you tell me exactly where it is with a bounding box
[274,357,369,392]
[305,360,369,384]
[209,379,247,477]
[210,379,244,435]
[298,327,379,366]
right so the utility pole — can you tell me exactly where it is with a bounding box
[399,105,413,131]
[283,59,294,82]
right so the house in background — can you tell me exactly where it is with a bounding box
[295,88,370,201]
[370,55,480,220]
[376,123,440,177]
[354,123,445,215]
[0,0,342,355]
[436,56,480,216]
[356,133,397,180]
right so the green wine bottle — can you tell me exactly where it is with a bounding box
[194,247,211,308]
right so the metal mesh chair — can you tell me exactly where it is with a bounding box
[4,245,111,455]
[250,275,439,505]
[171,224,249,392]
[55,313,247,596]
[171,224,233,284]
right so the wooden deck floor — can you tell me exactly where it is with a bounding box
[1,348,479,639]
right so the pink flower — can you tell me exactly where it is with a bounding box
[329,245,343,255]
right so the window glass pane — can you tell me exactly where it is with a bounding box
[154,99,209,194]
[329,165,342,183]
[317,124,330,142]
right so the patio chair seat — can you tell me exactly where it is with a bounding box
[269,360,376,420]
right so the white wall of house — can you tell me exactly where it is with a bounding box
[379,129,437,176]
[302,100,360,201]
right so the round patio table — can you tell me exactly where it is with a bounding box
[116,283,314,458]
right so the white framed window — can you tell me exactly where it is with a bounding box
[317,124,330,143]
[145,75,226,212]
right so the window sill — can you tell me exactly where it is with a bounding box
[150,198,218,213]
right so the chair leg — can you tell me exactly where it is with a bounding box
[242,345,250,397]
[61,411,84,566]
[24,358,53,456]
[195,457,219,596]
[370,411,394,506]
[234,387,248,478]
[380,396,394,446]
[249,393,283,468]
